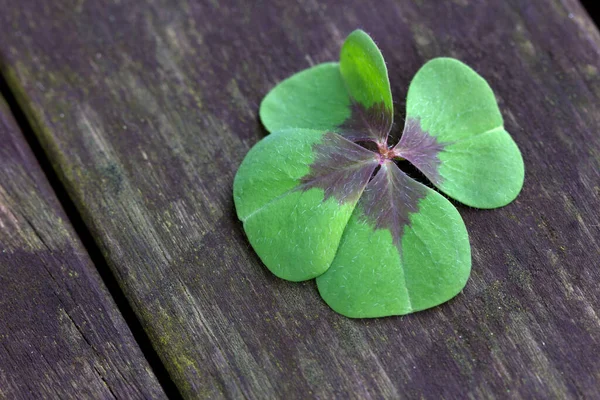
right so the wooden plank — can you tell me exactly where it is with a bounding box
[1,0,599,397]
[0,97,167,398]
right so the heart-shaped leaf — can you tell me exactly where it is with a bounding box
[316,161,470,318]
[234,128,378,281]
[235,29,524,318]
[394,58,524,208]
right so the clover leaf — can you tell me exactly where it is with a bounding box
[234,30,524,318]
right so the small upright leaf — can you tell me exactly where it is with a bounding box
[394,58,524,208]
[339,29,393,142]
[260,29,393,143]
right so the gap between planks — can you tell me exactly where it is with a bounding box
[0,67,183,400]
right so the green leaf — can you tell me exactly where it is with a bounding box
[339,29,393,142]
[260,29,393,142]
[233,128,378,281]
[259,62,351,134]
[235,30,524,318]
[395,58,524,208]
[316,161,470,318]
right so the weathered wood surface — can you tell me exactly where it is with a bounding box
[1,0,600,397]
[0,97,167,398]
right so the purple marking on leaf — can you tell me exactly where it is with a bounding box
[358,161,427,246]
[299,132,379,204]
[338,101,392,143]
[394,118,446,185]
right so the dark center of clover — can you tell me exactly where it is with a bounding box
[370,132,431,187]
[376,141,401,164]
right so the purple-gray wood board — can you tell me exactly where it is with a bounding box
[0,97,166,398]
[1,0,599,398]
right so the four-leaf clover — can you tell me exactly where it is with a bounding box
[234,30,524,318]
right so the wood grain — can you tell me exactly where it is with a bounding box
[1,0,599,397]
[0,97,166,398]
